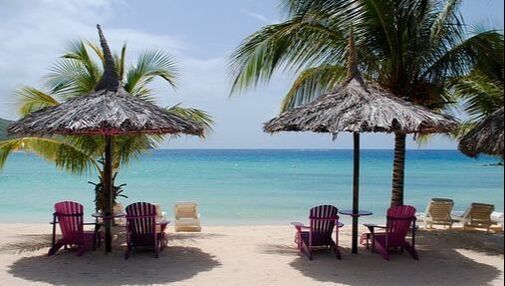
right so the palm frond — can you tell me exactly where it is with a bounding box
[422,30,503,82]
[113,135,163,166]
[45,40,102,96]
[115,43,127,81]
[0,137,98,174]
[229,14,349,94]
[452,74,504,120]
[124,50,178,98]
[45,58,99,98]
[16,87,60,116]
[168,105,214,134]
[281,65,347,111]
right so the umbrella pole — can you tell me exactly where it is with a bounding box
[352,132,360,254]
[103,135,114,253]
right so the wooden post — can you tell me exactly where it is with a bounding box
[352,132,360,254]
[103,135,114,252]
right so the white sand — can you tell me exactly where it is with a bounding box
[0,224,503,286]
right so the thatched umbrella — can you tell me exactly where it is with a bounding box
[264,30,458,254]
[8,25,204,252]
[459,107,504,158]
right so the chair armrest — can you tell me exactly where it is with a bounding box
[363,224,386,232]
[291,222,309,231]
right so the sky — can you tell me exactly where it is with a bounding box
[0,0,503,149]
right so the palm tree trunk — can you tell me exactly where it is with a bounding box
[391,133,406,207]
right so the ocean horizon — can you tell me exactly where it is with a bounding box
[0,149,503,225]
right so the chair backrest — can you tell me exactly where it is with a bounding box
[468,203,495,224]
[386,205,417,247]
[175,202,198,219]
[427,198,454,220]
[126,202,157,242]
[54,201,84,241]
[309,205,339,235]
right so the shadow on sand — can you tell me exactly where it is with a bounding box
[262,230,503,286]
[8,245,221,286]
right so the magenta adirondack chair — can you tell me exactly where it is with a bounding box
[48,201,101,256]
[125,202,167,259]
[291,205,343,260]
[365,205,419,261]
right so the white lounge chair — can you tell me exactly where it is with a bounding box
[174,202,201,232]
[491,212,504,231]
[461,203,497,234]
[420,198,460,229]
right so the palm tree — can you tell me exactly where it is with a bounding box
[229,0,502,206]
[0,40,213,210]
[452,33,504,138]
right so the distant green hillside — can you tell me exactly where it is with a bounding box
[0,118,13,140]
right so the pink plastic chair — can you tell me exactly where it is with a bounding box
[364,205,419,260]
[291,205,344,260]
[49,201,101,256]
[125,202,167,259]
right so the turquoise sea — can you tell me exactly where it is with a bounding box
[0,150,503,225]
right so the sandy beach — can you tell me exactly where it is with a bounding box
[0,224,502,286]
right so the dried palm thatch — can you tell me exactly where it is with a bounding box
[7,88,203,136]
[8,25,203,137]
[459,107,504,158]
[264,78,458,135]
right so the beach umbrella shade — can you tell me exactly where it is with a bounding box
[458,107,504,158]
[264,30,458,254]
[8,25,204,252]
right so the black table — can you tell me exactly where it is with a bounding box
[339,209,373,254]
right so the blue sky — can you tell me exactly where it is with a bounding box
[0,0,503,149]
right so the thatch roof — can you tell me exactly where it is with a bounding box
[264,29,458,135]
[458,107,504,158]
[264,79,458,135]
[8,25,203,137]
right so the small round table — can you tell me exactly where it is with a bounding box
[339,209,373,254]
[339,210,373,217]
[91,212,126,253]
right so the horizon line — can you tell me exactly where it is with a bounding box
[154,147,459,151]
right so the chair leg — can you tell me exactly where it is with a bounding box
[155,243,160,258]
[331,243,342,260]
[124,245,131,260]
[374,241,390,261]
[48,241,64,256]
[301,243,312,260]
[404,243,419,260]
[76,246,86,256]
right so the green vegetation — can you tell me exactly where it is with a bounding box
[230,0,504,206]
[452,36,504,138]
[0,118,12,140]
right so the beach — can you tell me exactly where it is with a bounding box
[0,224,503,286]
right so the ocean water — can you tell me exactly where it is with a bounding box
[0,149,503,225]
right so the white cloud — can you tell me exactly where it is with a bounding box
[241,10,276,24]
[0,0,185,119]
